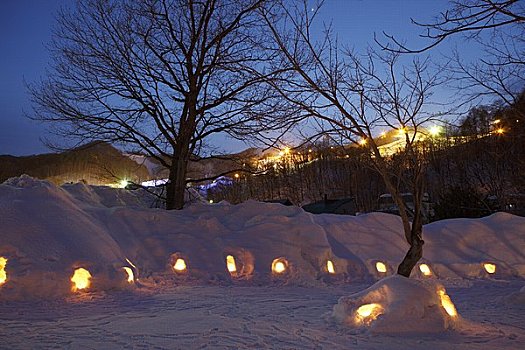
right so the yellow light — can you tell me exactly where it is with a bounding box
[437,289,457,317]
[123,267,134,283]
[419,263,432,276]
[326,260,335,274]
[226,255,237,274]
[0,257,7,286]
[484,263,496,274]
[209,199,214,204]
[71,268,92,292]
[272,259,287,274]
[308,149,312,153]
[359,138,367,145]
[376,261,387,273]
[173,258,187,272]
[234,173,240,179]
[397,127,407,137]
[493,119,501,124]
[355,303,384,325]
[119,179,129,188]
[495,128,504,134]
[380,131,386,138]
[429,126,441,137]
[284,147,290,154]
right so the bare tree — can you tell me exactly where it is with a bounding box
[379,0,524,110]
[262,1,444,277]
[30,0,293,209]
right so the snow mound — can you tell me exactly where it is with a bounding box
[504,285,525,305]
[333,275,460,334]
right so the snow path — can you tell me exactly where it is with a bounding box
[1,281,523,349]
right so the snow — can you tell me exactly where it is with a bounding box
[0,176,524,348]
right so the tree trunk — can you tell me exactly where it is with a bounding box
[166,149,189,210]
[397,224,424,277]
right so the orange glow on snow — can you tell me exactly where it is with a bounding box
[226,255,237,274]
[484,263,496,274]
[71,268,92,292]
[355,303,384,325]
[272,258,287,274]
[0,257,7,286]
[438,289,457,317]
[376,261,387,273]
[419,263,432,276]
[173,258,187,272]
[326,260,335,274]
[123,267,134,283]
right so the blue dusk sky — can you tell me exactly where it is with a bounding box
[0,0,477,156]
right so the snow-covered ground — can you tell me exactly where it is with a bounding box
[0,176,524,348]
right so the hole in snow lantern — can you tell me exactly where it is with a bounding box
[123,267,134,283]
[173,258,187,273]
[437,289,457,317]
[326,260,335,274]
[226,255,237,274]
[483,263,496,274]
[71,268,92,292]
[355,303,384,326]
[375,261,387,273]
[0,257,7,286]
[419,263,432,277]
[272,258,288,274]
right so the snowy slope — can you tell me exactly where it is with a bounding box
[1,176,524,301]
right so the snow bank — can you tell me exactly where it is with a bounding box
[333,275,460,334]
[1,176,525,300]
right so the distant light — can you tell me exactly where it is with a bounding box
[308,149,312,153]
[419,263,432,276]
[483,263,496,274]
[234,173,240,179]
[380,131,386,138]
[226,255,237,274]
[429,125,441,137]
[173,258,187,272]
[327,260,335,274]
[330,146,334,150]
[284,147,290,154]
[493,119,501,124]
[123,267,134,283]
[397,127,407,137]
[209,199,214,204]
[359,138,367,146]
[376,261,387,273]
[119,179,129,188]
[495,128,504,135]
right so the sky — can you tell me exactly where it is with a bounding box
[0,0,470,156]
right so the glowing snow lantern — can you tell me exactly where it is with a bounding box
[326,260,335,274]
[419,263,432,277]
[437,289,457,317]
[123,267,134,283]
[484,263,496,274]
[226,255,237,274]
[119,179,129,188]
[272,258,287,274]
[375,261,387,273]
[71,268,92,292]
[355,303,384,325]
[0,257,7,286]
[173,258,187,272]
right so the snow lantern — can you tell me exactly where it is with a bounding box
[354,303,384,326]
[437,288,457,317]
[0,257,7,286]
[226,255,237,275]
[71,268,92,292]
[375,261,387,273]
[173,258,187,273]
[326,260,336,274]
[419,263,432,277]
[272,258,288,274]
[123,267,134,283]
[483,262,496,274]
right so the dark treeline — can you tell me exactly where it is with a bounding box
[209,93,525,220]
